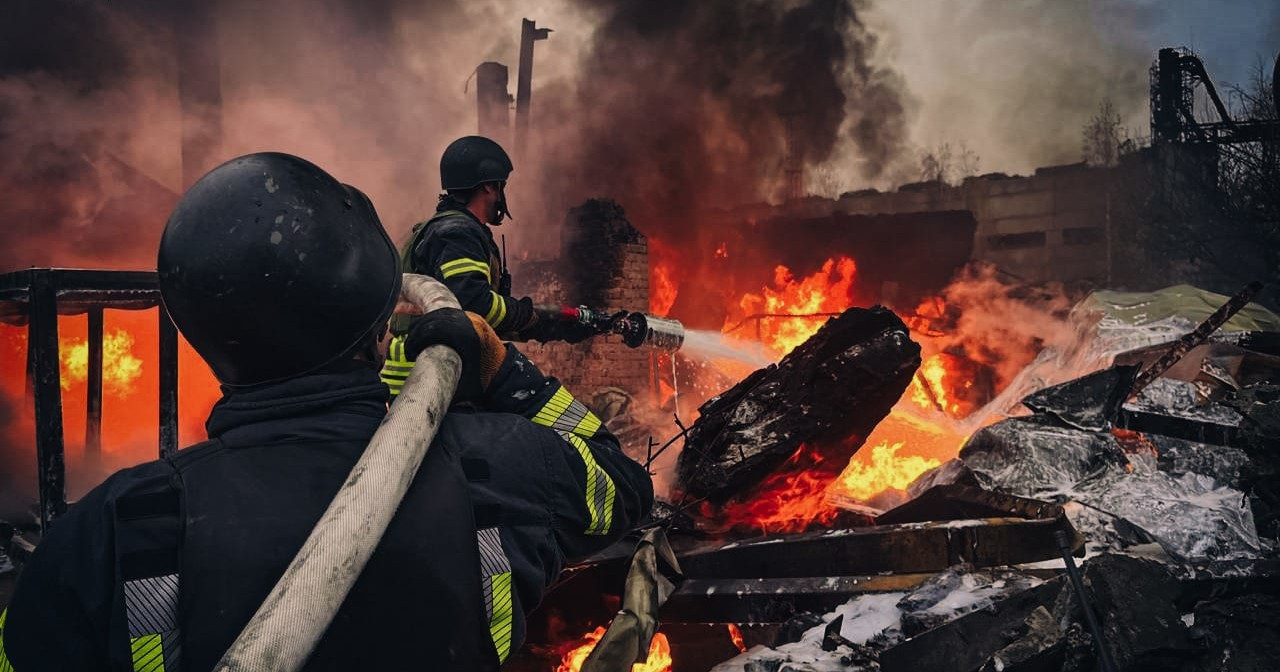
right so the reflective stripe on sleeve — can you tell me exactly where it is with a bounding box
[0,609,13,672]
[380,335,415,397]
[124,575,181,672]
[530,386,602,439]
[440,258,492,282]
[476,528,515,664]
[559,431,617,536]
[483,292,507,328]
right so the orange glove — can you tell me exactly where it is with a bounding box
[464,311,506,391]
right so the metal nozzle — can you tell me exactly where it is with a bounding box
[615,312,685,351]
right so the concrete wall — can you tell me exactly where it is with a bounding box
[711,162,1115,285]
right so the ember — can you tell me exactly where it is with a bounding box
[555,626,673,672]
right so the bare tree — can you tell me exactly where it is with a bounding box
[918,141,980,185]
[1082,98,1131,167]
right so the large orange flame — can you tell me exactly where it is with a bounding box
[729,256,857,357]
[556,627,672,672]
[60,329,144,396]
[705,257,980,531]
[0,310,222,477]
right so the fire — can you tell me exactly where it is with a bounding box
[704,256,981,529]
[649,240,679,317]
[908,353,973,417]
[556,627,672,672]
[713,457,841,534]
[832,442,942,502]
[0,309,222,472]
[60,329,144,396]
[727,257,857,356]
[727,624,746,653]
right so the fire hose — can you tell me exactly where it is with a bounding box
[543,305,686,351]
[214,274,461,672]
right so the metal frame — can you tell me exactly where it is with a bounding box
[0,268,178,531]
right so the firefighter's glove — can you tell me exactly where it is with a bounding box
[403,308,504,401]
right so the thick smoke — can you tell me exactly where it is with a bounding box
[540,0,909,240]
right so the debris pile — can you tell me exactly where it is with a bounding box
[521,283,1280,672]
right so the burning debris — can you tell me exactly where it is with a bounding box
[675,306,920,504]
[517,278,1280,672]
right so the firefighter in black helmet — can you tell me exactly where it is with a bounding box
[0,152,653,671]
[381,136,592,397]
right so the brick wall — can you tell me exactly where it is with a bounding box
[515,199,654,407]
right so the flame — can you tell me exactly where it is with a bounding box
[727,624,746,653]
[60,329,144,396]
[556,627,672,672]
[649,240,679,317]
[727,257,857,356]
[705,257,981,530]
[0,310,222,469]
[712,457,841,534]
[832,442,942,502]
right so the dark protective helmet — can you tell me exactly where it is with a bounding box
[158,152,401,387]
[440,135,513,191]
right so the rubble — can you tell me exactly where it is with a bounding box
[676,307,920,501]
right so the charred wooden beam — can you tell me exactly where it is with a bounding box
[1127,280,1265,400]
[661,573,936,624]
[675,307,920,501]
[678,517,1076,579]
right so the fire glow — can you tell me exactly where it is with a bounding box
[60,329,144,396]
[702,257,982,532]
[555,627,672,672]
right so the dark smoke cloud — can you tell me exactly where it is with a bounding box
[541,0,909,237]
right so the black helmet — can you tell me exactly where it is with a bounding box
[158,152,401,387]
[440,135,513,191]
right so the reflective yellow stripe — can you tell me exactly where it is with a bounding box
[380,335,415,397]
[0,609,13,672]
[531,386,601,439]
[440,258,491,282]
[483,292,507,328]
[477,528,514,663]
[130,634,165,672]
[488,571,515,662]
[562,432,616,535]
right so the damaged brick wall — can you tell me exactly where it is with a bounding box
[515,199,654,409]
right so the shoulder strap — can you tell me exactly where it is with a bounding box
[400,210,471,274]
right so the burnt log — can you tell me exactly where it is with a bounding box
[675,307,920,501]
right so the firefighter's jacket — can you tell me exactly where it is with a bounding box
[1,352,654,671]
[394,200,536,337]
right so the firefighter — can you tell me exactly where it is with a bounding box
[381,135,592,396]
[0,152,653,671]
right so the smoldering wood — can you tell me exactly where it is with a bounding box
[675,306,921,502]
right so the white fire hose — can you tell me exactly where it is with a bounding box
[214,274,461,672]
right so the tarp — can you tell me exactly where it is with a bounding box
[1079,285,1280,333]
[1074,285,1280,357]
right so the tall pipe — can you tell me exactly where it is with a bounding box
[476,61,512,146]
[215,274,461,672]
[515,19,551,160]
